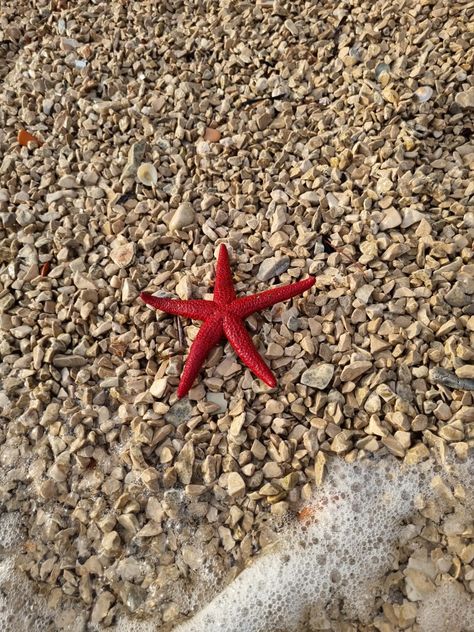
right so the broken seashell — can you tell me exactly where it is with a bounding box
[415,86,434,103]
[17,129,42,147]
[137,163,158,187]
[204,127,221,143]
[110,236,135,268]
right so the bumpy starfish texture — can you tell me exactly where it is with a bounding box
[141,244,315,398]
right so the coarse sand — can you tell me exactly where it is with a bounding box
[0,0,473,630]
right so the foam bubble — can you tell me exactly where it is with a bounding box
[0,512,22,550]
[0,513,87,632]
[110,617,161,632]
[0,558,56,632]
[417,582,474,632]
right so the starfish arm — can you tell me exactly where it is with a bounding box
[213,244,236,305]
[231,277,316,319]
[141,292,216,321]
[223,315,276,388]
[177,315,224,398]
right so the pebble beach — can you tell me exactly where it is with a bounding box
[0,0,473,630]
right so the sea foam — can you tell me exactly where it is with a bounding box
[175,455,473,632]
[0,456,472,631]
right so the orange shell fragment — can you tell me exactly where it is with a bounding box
[18,129,42,147]
[297,506,315,522]
[203,127,221,143]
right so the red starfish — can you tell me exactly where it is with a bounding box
[141,245,315,398]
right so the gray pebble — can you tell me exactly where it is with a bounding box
[445,283,470,307]
[165,399,193,426]
[257,256,290,282]
[300,363,335,389]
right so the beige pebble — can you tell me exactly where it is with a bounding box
[175,442,194,485]
[404,443,430,465]
[379,207,402,230]
[227,472,246,497]
[256,110,273,130]
[438,424,464,442]
[102,531,121,555]
[456,365,474,379]
[364,393,382,413]
[216,358,241,377]
[251,440,267,460]
[404,569,435,601]
[182,544,204,570]
[141,467,160,491]
[150,377,168,398]
[355,284,374,304]
[263,462,283,479]
[340,361,372,382]
[207,392,228,412]
[402,208,424,228]
[90,591,115,624]
[169,202,195,231]
[52,354,87,368]
[279,472,299,491]
[299,191,319,207]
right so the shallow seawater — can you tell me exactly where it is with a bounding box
[173,455,474,632]
[1,455,473,632]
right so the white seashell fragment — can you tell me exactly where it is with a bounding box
[415,86,433,103]
[110,236,135,268]
[136,163,158,187]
